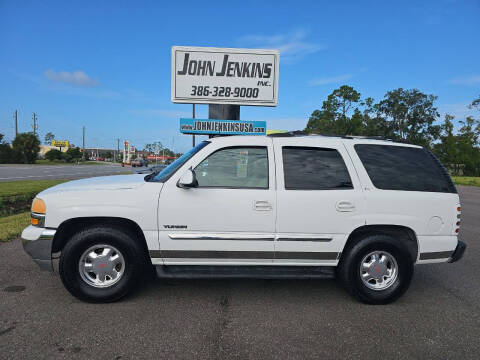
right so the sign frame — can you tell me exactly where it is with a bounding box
[171,46,279,107]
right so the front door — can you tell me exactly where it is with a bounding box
[156,137,276,265]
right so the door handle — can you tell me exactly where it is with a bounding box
[254,200,272,211]
[336,200,355,212]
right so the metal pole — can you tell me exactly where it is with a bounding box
[32,113,37,136]
[14,110,18,138]
[192,104,196,147]
[82,126,86,160]
[117,138,120,163]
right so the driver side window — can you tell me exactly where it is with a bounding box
[194,147,268,189]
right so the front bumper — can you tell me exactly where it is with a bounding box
[448,240,466,263]
[21,225,56,271]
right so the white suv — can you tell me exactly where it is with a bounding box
[22,134,466,304]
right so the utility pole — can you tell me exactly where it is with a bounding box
[117,138,120,163]
[82,126,86,160]
[14,110,18,138]
[192,104,196,147]
[32,113,38,136]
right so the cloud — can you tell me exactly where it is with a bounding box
[44,69,99,87]
[237,29,324,63]
[308,74,353,86]
[449,75,480,86]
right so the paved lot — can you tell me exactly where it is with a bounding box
[0,186,479,359]
[0,164,133,181]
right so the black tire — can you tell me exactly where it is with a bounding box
[338,234,414,305]
[59,226,146,303]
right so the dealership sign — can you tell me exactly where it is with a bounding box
[172,46,279,106]
[180,118,266,136]
[51,140,69,147]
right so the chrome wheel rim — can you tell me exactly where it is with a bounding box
[79,245,125,288]
[359,251,398,291]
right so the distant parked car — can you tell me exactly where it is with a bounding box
[131,158,148,167]
[135,164,166,174]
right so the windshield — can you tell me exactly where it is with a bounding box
[147,141,210,182]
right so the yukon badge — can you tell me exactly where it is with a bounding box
[163,225,187,229]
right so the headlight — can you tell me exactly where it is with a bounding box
[31,198,46,227]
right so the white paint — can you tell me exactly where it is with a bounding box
[27,136,460,267]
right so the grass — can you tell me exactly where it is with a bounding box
[452,176,480,187]
[0,211,30,242]
[0,179,68,197]
[0,179,68,217]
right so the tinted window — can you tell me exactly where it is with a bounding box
[195,147,268,188]
[283,147,353,190]
[355,144,456,193]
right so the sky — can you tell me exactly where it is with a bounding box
[1,0,479,152]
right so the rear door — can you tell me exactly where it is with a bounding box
[273,137,365,265]
[156,137,276,265]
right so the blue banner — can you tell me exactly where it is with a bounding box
[179,118,266,135]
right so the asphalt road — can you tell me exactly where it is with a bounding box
[0,186,479,359]
[0,164,133,181]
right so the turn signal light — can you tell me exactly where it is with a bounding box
[31,218,39,226]
[457,206,461,212]
[455,228,459,233]
[31,198,46,214]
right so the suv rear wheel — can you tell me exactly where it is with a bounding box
[59,226,146,302]
[338,234,414,304]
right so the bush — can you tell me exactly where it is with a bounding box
[0,143,15,163]
[64,147,82,162]
[12,133,40,164]
[0,133,20,164]
[45,149,64,161]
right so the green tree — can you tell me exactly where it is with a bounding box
[305,85,362,135]
[0,133,16,164]
[64,147,82,162]
[376,88,440,147]
[456,116,480,176]
[105,151,113,159]
[12,133,40,164]
[361,97,387,137]
[45,148,64,161]
[44,132,55,145]
[433,114,459,174]
[470,95,480,111]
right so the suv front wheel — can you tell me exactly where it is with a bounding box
[59,226,146,302]
[338,234,414,304]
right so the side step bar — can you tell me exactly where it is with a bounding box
[155,265,335,279]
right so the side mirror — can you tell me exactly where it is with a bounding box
[177,169,198,188]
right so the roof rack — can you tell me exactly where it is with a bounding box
[267,130,308,137]
[267,131,392,141]
[341,135,390,140]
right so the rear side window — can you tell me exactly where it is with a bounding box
[354,144,456,193]
[282,147,353,190]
